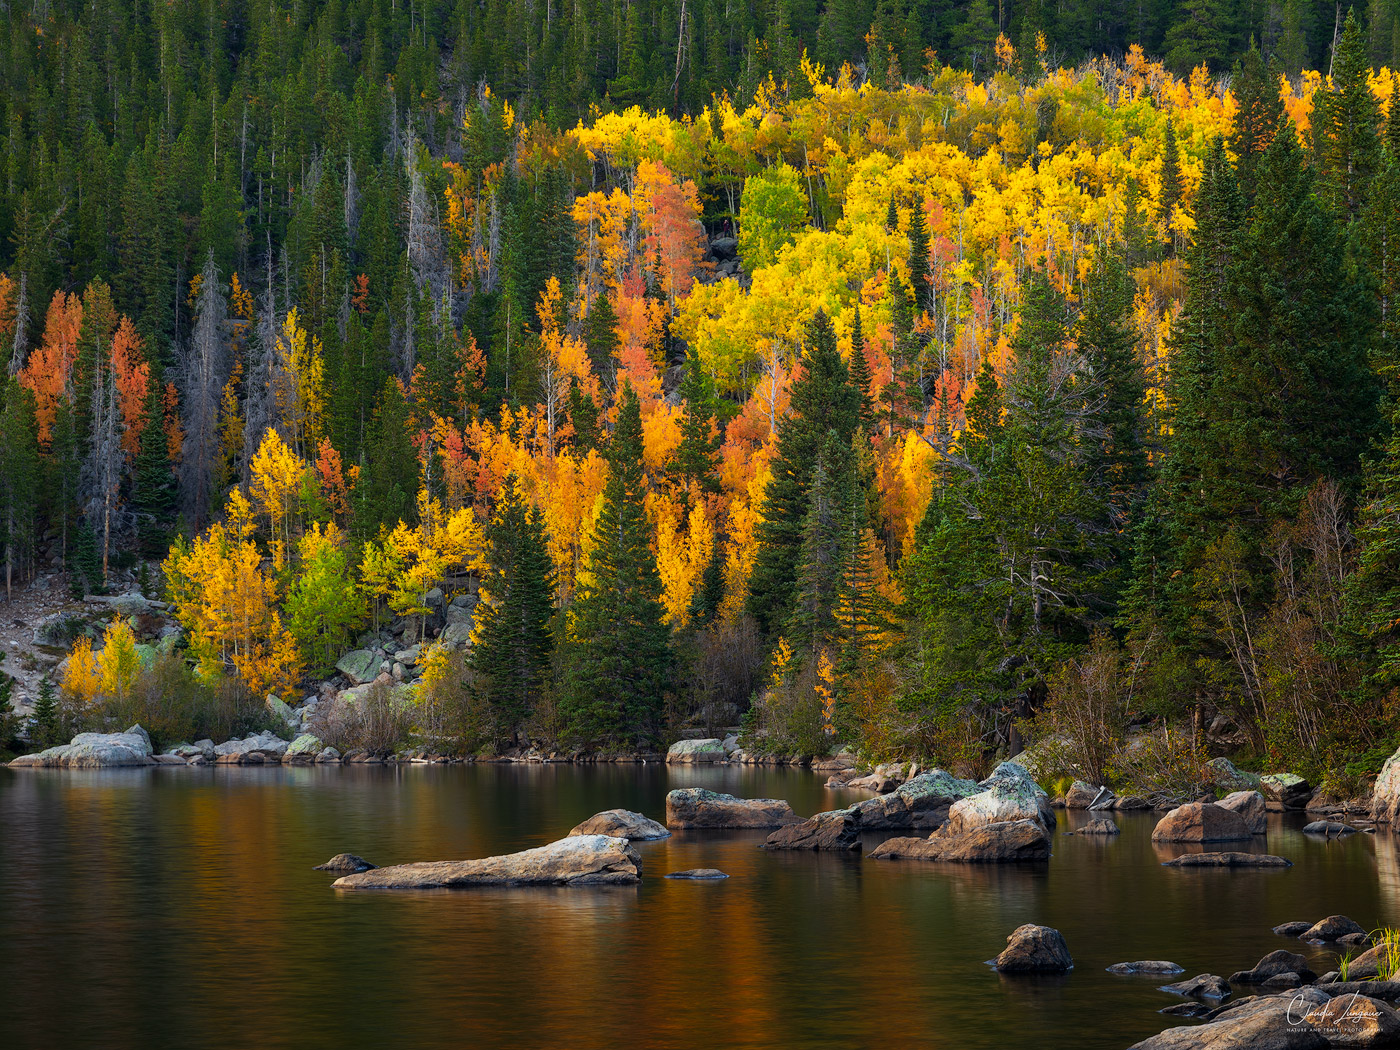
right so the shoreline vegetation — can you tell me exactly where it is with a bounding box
[1,4,1400,826]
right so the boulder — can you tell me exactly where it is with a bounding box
[709,236,739,260]
[10,725,156,768]
[1071,817,1120,836]
[314,853,377,873]
[1316,980,1400,998]
[845,772,898,792]
[665,869,728,879]
[1374,744,1400,830]
[1216,790,1267,834]
[844,769,980,830]
[665,738,727,764]
[947,762,1053,835]
[1303,994,1400,1048]
[1207,757,1265,792]
[285,734,323,759]
[1340,944,1393,981]
[213,731,291,764]
[1303,820,1358,836]
[1151,802,1253,843]
[1229,950,1318,985]
[567,809,671,841]
[664,788,799,829]
[315,747,341,763]
[1107,961,1185,975]
[441,622,473,647]
[265,694,296,726]
[994,924,1073,974]
[869,819,1051,863]
[1115,795,1153,810]
[1161,852,1292,868]
[165,741,215,761]
[335,649,378,684]
[762,810,861,851]
[1128,997,1329,1049]
[1066,781,1115,810]
[332,835,642,889]
[1301,915,1365,943]
[1160,974,1232,1000]
[151,753,187,765]
[1261,773,1314,810]
[1273,921,1314,936]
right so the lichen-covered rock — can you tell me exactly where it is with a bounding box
[1151,802,1253,843]
[1215,790,1267,834]
[868,819,1051,863]
[1261,772,1313,810]
[844,769,980,830]
[285,733,323,759]
[665,739,727,764]
[332,835,642,889]
[762,809,861,851]
[567,809,670,841]
[335,649,378,685]
[10,725,155,768]
[314,853,377,873]
[994,924,1073,973]
[213,731,290,764]
[1207,757,1265,792]
[947,762,1053,835]
[664,788,799,829]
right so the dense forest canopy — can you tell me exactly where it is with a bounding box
[3,0,1400,794]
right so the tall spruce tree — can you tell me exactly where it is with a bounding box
[1229,44,1283,202]
[472,474,556,745]
[1315,8,1382,219]
[747,311,861,635]
[561,384,673,747]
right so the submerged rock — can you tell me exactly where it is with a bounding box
[1070,816,1120,836]
[664,788,799,829]
[314,853,377,873]
[1107,961,1184,975]
[1273,921,1314,936]
[1159,974,1231,1000]
[568,809,671,841]
[1151,802,1253,843]
[869,819,1051,863]
[994,924,1073,973]
[1161,852,1291,868]
[332,835,642,889]
[1229,949,1318,985]
[763,809,862,851]
[1302,820,1358,836]
[664,869,728,880]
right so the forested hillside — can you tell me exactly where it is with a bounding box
[2,0,1400,793]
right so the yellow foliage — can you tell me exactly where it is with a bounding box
[97,619,142,703]
[62,637,101,705]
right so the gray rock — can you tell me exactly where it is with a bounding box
[151,753,188,765]
[1229,950,1318,985]
[1303,994,1400,1047]
[213,731,290,764]
[1261,773,1313,810]
[664,869,728,879]
[664,788,799,829]
[1315,979,1400,997]
[1115,795,1153,810]
[665,738,727,764]
[332,835,642,889]
[10,725,155,768]
[445,604,473,625]
[1107,961,1185,975]
[1129,996,1328,1049]
[1373,745,1400,830]
[844,769,980,830]
[314,853,377,873]
[762,809,862,851]
[1161,852,1292,868]
[1070,816,1120,835]
[1160,974,1231,1000]
[567,809,671,841]
[1066,781,1115,810]
[1151,802,1253,842]
[441,622,473,647]
[266,694,296,726]
[1303,820,1358,836]
[994,924,1073,973]
[336,649,379,684]
[315,747,341,763]
[1301,915,1365,943]
[1207,757,1265,792]
[1216,790,1267,833]
[709,236,738,260]
[948,762,1053,835]
[1273,921,1314,936]
[285,733,323,758]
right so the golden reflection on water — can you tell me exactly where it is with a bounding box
[0,767,1395,1050]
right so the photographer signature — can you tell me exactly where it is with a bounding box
[1286,990,1379,1031]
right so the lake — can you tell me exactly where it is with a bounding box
[0,764,1393,1049]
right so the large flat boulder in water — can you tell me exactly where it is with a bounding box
[1161,852,1291,868]
[665,739,727,764]
[843,770,980,830]
[10,725,155,768]
[1151,802,1252,843]
[665,788,799,829]
[332,835,641,889]
[762,810,861,851]
[946,762,1053,835]
[869,819,1050,863]
[568,809,670,841]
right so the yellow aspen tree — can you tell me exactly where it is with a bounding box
[61,637,102,705]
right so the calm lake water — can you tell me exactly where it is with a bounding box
[0,764,1395,1049]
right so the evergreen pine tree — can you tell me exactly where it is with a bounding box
[30,674,60,749]
[1228,44,1283,202]
[131,376,177,559]
[907,198,932,314]
[671,359,722,505]
[561,384,673,747]
[847,307,877,432]
[353,377,420,540]
[472,474,557,745]
[1160,118,1184,249]
[1316,8,1382,219]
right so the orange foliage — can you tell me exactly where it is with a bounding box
[19,291,82,446]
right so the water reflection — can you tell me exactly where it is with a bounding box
[0,765,1395,1050]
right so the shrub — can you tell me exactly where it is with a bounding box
[740,655,830,758]
[312,682,413,756]
[1114,726,1213,805]
[95,651,274,749]
[416,643,493,753]
[1031,633,1127,786]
